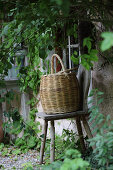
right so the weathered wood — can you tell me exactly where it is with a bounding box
[37,111,88,121]
[0,120,3,143]
[78,21,94,112]
[82,116,93,139]
[50,121,55,163]
[39,120,48,164]
[77,65,91,112]
[82,116,96,149]
[76,117,86,152]
[21,92,30,121]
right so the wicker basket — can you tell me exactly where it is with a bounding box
[40,54,80,114]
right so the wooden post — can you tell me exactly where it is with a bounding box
[55,28,63,73]
[50,120,55,163]
[76,117,86,152]
[39,120,48,164]
[82,116,93,139]
[82,116,96,149]
[0,120,3,143]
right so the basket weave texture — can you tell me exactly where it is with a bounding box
[40,54,80,114]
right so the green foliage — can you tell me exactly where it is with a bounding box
[101,32,113,51]
[0,164,5,169]
[71,37,98,70]
[0,1,113,169]
[88,89,113,169]
[0,3,57,148]
[0,144,13,156]
[12,149,21,155]
[0,143,4,151]
[0,88,41,153]
[71,51,79,65]
[21,162,34,170]
[42,89,113,170]
[60,151,90,170]
[14,119,41,150]
[1,148,8,157]
[40,149,90,170]
[0,0,112,81]
[81,37,98,70]
[43,128,78,164]
[55,129,77,160]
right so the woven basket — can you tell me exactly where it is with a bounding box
[40,54,80,114]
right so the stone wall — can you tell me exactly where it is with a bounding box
[92,55,113,118]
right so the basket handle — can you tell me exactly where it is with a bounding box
[51,54,65,74]
[58,66,79,74]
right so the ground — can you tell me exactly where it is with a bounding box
[0,148,38,170]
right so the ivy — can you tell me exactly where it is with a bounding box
[88,89,113,169]
[0,1,113,169]
[71,37,98,70]
[101,32,113,51]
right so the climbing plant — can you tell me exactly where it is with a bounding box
[0,0,113,163]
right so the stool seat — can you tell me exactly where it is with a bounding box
[37,111,92,164]
[37,111,88,121]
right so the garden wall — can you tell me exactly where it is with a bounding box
[92,55,113,118]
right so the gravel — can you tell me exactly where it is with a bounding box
[0,148,40,170]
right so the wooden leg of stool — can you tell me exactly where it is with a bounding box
[82,116,96,149]
[50,120,55,163]
[39,120,48,164]
[76,117,86,152]
[82,116,93,139]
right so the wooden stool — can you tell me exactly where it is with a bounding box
[37,111,93,164]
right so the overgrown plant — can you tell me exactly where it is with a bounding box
[71,37,98,70]
[0,1,113,169]
[38,149,90,170]
[0,0,98,151]
[88,89,113,169]
[42,128,79,164]
[0,88,41,152]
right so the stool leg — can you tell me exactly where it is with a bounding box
[50,120,55,163]
[82,116,93,139]
[76,117,86,152]
[39,120,48,164]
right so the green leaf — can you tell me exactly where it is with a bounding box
[5,38,14,49]
[97,98,104,105]
[90,49,98,61]
[55,0,63,5]
[106,115,111,122]
[97,91,104,95]
[81,58,90,70]
[74,50,78,55]
[65,149,81,159]
[22,162,33,170]
[83,54,90,59]
[101,32,113,51]
[83,37,92,52]
[27,136,36,148]
[27,167,34,170]
[12,149,21,155]
[0,143,4,151]
[71,55,79,65]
